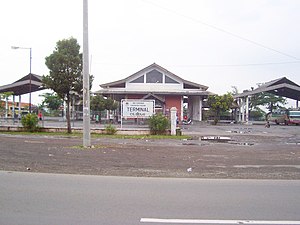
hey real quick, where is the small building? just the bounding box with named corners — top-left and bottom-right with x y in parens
top-left (95, 63), bottom-right (213, 122)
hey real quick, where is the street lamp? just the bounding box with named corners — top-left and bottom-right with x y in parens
top-left (11, 46), bottom-right (32, 113)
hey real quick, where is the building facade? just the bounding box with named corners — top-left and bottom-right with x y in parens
top-left (95, 63), bottom-right (212, 122)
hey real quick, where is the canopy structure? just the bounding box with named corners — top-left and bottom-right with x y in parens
top-left (0, 73), bottom-right (45, 96)
top-left (234, 77), bottom-right (300, 123)
top-left (234, 77), bottom-right (300, 101)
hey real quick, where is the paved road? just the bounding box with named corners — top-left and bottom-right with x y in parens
top-left (1, 171), bottom-right (300, 225)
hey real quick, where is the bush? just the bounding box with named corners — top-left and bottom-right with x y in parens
top-left (105, 124), bottom-right (117, 135)
top-left (21, 113), bottom-right (39, 132)
top-left (148, 113), bottom-right (170, 135)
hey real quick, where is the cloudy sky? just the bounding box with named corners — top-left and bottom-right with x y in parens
top-left (1, 0), bottom-right (300, 105)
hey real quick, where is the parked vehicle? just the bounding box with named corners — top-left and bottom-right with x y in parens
top-left (267, 109), bottom-right (300, 125)
top-left (267, 110), bottom-right (289, 125)
top-left (288, 110), bottom-right (300, 125)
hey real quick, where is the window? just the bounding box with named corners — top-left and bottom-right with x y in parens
top-left (165, 75), bottom-right (179, 84)
top-left (130, 75), bottom-right (144, 83)
top-left (146, 69), bottom-right (163, 83)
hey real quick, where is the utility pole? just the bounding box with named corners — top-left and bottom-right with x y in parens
top-left (83, 0), bottom-right (91, 147)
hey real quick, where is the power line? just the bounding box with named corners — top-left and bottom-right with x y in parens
top-left (142, 0), bottom-right (300, 61)
top-left (172, 61), bottom-right (300, 68)
top-left (94, 60), bottom-right (300, 68)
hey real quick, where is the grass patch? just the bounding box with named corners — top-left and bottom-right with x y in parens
top-left (0, 130), bottom-right (191, 140)
top-left (91, 133), bottom-right (191, 140)
top-left (0, 130), bottom-right (82, 137)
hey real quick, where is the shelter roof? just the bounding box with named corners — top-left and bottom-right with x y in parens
top-left (234, 77), bottom-right (300, 101)
top-left (99, 63), bottom-right (209, 91)
top-left (0, 73), bottom-right (45, 96)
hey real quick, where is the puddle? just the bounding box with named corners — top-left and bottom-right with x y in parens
top-left (200, 136), bottom-right (254, 146)
top-left (229, 128), bottom-right (253, 134)
top-left (286, 142), bottom-right (300, 145)
top-left (234, 165), bottom-right (300, 169)
top-left (201, 136), bottom-right (231, 142)
top-left (229, 141), bottom-right (254, 146)
top-left (182, 142), bottom-right (199, 146)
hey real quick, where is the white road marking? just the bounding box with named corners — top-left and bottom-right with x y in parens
top-left (140, 218), bottom-right (300, 224)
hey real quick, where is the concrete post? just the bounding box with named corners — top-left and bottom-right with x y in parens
top-left (83, 0), bottom-right (91, 147)
top-left (238, 98), bottom-right (242, 122)
top-left (19, 95), bottom-right (21, 119)
top-left (12, 95), bottom-right (15, 123)
top-left (170, 107), bottom-right (177, 136)
top-left (245, 96), bottom-right (249, 124)
top-left (5, 97), bottom-right (8, 118)
top-left (199, 97), bottom-right (203, 121)
top-left (241, 98), bottom-right (245, 122)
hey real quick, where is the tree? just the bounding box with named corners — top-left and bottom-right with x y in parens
top-left (90, 95), bottom-right (119, 122)
top-left (40, 92), bottom-right (63, 112)
top-left (105, 98), bottom-right (118, 111)
top-left (207, 93), bottom-right (233, 125)
top-left (43, 37), bottom-right (93, 133)
top-left (250, 92), bottom-right (287, 113)
top-left (90, 95), bottom-right (106, 122)
top-left (0, 92), bottom-right (14, 117)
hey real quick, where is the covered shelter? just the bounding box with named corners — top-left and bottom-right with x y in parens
top-left (0, 73), bottom-right (45, 117)
top-left (234, 77), bottom-right (300, 123)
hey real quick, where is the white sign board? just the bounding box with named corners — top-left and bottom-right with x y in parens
top-left (121, 99), bottom-right (155, 118)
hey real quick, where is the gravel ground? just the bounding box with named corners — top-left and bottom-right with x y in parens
top-left (0, 123), bottom-right (299, 179)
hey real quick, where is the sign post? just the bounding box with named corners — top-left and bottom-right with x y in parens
top-left (121, 99), bottom-right (155, 128)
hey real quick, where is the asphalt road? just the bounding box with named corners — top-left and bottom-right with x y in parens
top-left (1, 171), bottom-right (300, 225)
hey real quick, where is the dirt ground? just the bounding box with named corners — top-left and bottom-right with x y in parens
top-left (0, 123), bottom-right (300, 179)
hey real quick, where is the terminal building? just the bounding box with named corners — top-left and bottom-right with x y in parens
top-left (95, 63), bottom-right (213, 121)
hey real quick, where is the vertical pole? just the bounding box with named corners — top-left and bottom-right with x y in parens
top-left (199, 97), bottom-right (203, 122)
top-left (13, 95), bottom-right (15, 124)
top-left (246, 96), bottom-right (249, 124)
top-left (19, 95), bottom-right (21, 120)
top-left (29, 48), bottom-right (32, 113)
top-left (238, 98), bottom-right (242, 122)
top-left (5, 97), bottom-right (8, 119)
top-left (83, 0), bottom-right (91, 147)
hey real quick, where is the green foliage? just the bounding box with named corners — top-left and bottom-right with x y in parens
top-left (0, 92), bottom-right (14, 111)
top-left (90, 95), bottom-right (119, 122)
top-left (40, 92), bottom-right (63, 111)
top-left (250, 109), bottom-right (265, 121)
top-left (148, 113), bottom-right (170, 135)
top-left (21, 113), bottom-right (39, 132)
top-left (105, 98), bottom-right (118, 111)
top-left (90, 95), bottom-right (106, 112)
top-left (105, 124), bottom-right (117, 135)
top-left (207, 93), bottom-right (233, 124)
top-left (250, 92), bottom-right (287, 113)
top-left (43, 37), bottom-right (93, 133)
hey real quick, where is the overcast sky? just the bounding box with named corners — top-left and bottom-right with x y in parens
top-left (1, 0), bottom-right (300, 105)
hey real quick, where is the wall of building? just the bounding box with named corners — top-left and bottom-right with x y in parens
top-left (165, 95), bottom-right (182, 121)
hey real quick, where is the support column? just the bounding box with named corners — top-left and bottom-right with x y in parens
top-left (241, 98), bottom-right (245, 123)
top-left (245, 96), bottom-right (249, 124)
top-left (199, 97), bottom-right (203, 121)
top-left (19, 95), bottom-right (21, 119)
top-left (191, 96), bottom-right (201, 121)
top-left (238, 98), bottom-right (242, 122)
top-left (12, 95), bottom-right (15, 123)
top-left (5, 97), bottom-right (8, 118)
top-left (180, 97), bottom-right (184, 123)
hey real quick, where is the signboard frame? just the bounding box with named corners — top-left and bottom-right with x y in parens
top-left (121, 99), bottom-right (155, 127)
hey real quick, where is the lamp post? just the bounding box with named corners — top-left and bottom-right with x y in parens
top-left (11, 46), bottom-right (32, 113)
